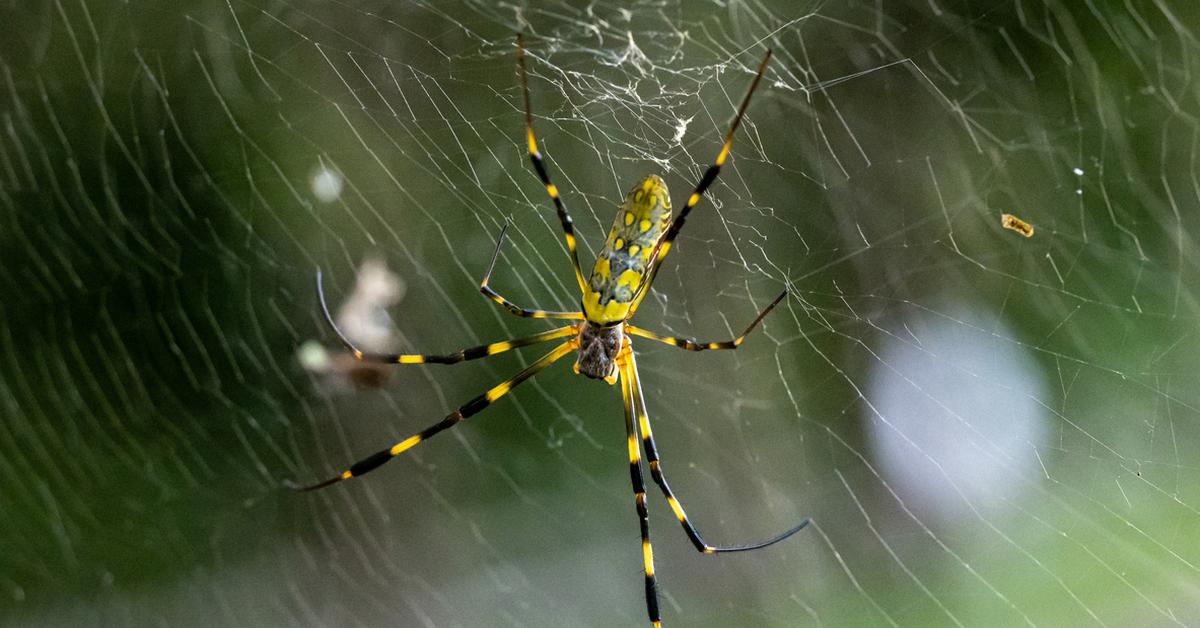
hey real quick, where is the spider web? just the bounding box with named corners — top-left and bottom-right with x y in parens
top-left (4, 0), bottom-right (1200, 625)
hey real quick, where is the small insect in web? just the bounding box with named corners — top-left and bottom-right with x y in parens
top-left (289, 35), bottom-right (810, 627)
top-left (1001, 213), bottom-right (1035, 238)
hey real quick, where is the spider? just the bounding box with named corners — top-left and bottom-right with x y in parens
top-left (290, 35), bottom-right (810, 627)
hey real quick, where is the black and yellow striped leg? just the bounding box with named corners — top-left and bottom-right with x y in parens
top-left (516, 34), bottom-right (587, 295)
top-left (625, 349), bottom-right (810, 554)
top-left (287, 340), bottom-right (577, 491)
top-left (626, 289), bottom-right (786, 351)
top-left (629, 49), bottom-right (773, 316)
top-left (479, 223), bottom-right (585, 320)
top-left (317, 268), bottom-right (579, 363)
top-left (618, 349), bottom-right (661, 627)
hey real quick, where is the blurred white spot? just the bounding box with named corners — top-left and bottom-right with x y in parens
top-left (865, 316), bottom-right (1048, 522)
top-left (311, 166), bottom-right (344, 203)
top-left (1072, 167), bottom-right (1084, 176)
top-left (337, 257), bottom-right (406, 350)
top-left (297, 340), bottom-right (331, 373)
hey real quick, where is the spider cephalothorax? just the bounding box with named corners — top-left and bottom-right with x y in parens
top-left (292, 36), bottom-right (808, 628)
top-left (574, 321), bottom-right (623, 381)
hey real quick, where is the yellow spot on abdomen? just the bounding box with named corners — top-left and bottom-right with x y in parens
top-left (616, 269), bottom-right (642, 289)
top-left (582, 289), bottom-right (632, 324)
top-left (593, 256), bottom-right (611, 280)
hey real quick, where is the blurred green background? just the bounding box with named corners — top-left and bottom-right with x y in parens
top-left (3, 1), bottom-right (1200, 626)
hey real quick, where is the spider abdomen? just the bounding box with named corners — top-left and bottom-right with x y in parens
top-left (582, 175), bottom-right (672, 324)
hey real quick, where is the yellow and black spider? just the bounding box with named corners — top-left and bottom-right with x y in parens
top-left (291, 35), bottom-right (810, 627)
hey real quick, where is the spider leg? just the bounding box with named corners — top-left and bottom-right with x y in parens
top-left (317, 269), bottom-right (579, 363)
top-left (479, 223), bottom-right (585, 320)
top-left (618, 345), bottom-right (661, 628)
top-left (628, 49), bottom-right (772, 317)
top-left (516, 34), bottom-right (588, 295)
top-left (624, 348), bottom-right (810, 554)
top-left (287, 340), bottom-right (577, 491)
top-left (626, 289), bottom-right (786, 351)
